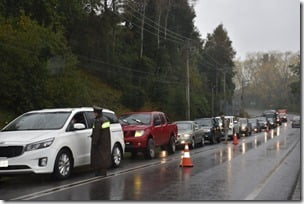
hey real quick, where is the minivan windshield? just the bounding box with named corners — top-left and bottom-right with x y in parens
top-left (2, 112), bottom-right (71, 131)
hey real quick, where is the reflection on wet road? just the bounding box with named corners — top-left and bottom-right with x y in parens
top-left (1, 122), bottom-right (300, 201)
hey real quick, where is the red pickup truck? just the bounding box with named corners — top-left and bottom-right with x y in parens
top-left (119, 111), bottom-right (177, 159)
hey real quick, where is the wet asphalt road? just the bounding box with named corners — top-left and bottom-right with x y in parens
top-left (0, 119), bottom-right (301, 201)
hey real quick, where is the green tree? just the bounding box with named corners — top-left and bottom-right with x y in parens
top-left (198, 24), bottom-right (236, 115)
top-left (0, 16), bottom-right (85, 114)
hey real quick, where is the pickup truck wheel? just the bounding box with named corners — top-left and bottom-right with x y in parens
top-left (167, 136), bottom-right (176, 154)
top-left (144, 138), bottom-right (155, 159)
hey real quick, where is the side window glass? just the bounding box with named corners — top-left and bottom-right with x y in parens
top-left (84, 111), bottom-right (95, 128)
top-left (68, 112), bottom-right (87, 131)
top-left (153, 114), bottom-right (161, 126)
top-left (160, 114), bottom-right (166, 125)
top-left (103, 112), bottom-right (119, 124)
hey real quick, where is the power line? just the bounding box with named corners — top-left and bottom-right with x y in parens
top-left (112, 10), bottom-right (185, 45)
top-left (123, 2), bottom-right (193, 42)
top-left (123, 9), bottom-right (186, 43)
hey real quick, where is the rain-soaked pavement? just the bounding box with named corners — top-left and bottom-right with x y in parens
top-left (0, 121), bottom-right (301, 201)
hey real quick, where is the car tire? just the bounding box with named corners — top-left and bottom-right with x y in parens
top-left (53, 149), bottom-right (73, 180)
top-left (144, 138), bottom-right (155, 159)
top-left (211, 134), bottom-right (217, 144)
top-left (200, 137), bottom-right (205, 147)
top-left (190, 138), bottom-right (195, 149)
top-left (167, 136), bottom-right (176, 154)
top-left (112, 144), bottom-right (122, 168)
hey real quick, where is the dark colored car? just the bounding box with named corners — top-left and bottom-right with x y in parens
top-left (248, 118), bottom-right (260, 133)
top-left (257, 117), bottom-right (268, 131)
top-left (194, 118), bottom-right (221, 144)
top-left (238, 118), bottom-right (252, 136)
top-left (266, 116), bottom-right (277, 129)
top-left (263, 110), bottom-right (281, 126)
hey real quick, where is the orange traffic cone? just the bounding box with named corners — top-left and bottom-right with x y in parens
top-left (180, 142), bottom-right (194, 167)
top-left (232, 133), bottom-right (238, 145)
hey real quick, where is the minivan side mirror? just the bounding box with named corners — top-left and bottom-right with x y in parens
top-left (73, 123), bottom-right (86, 130)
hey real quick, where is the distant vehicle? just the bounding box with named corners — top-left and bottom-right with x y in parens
top-left (195, 118), bottom-right (221, 144)
top-left (277, 109), bottom-right (288, 123)
top-left (256, 117), bottom-right (268, 131)
top-left (216, 116), bottom-right (238, 139)
top-left (266, 117), bottom-right (277, 129)
top-left (263, 110), bottom-right (280, 126)
top-left (119, 111), bottom-right (177, 159)
top-left (0, 107), bottom-right (125, 179)
top-left (173, 121), bottom-right (204, 149)
top-left (291, 116), bottom-right (301, 128)
top-left (214, 117), bottom-right (223, 133)
top-left (238, 118), bottom-right (252, 136)
top-left (248, 118), bottom-right (260, 133)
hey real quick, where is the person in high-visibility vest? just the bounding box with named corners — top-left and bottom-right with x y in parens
top-left (91, 106), bottom-right (111, 177)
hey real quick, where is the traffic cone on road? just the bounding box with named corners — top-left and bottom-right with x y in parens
top-left (232, 133), bottom-right (238, 145)
top-left (180, 143), bottom-right (194, 167)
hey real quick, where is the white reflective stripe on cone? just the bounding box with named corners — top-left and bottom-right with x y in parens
top-left (183, 152), bottom-right (190, 158)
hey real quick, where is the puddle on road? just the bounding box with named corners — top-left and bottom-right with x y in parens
top-left (211, 125), bottom-right (293, 165)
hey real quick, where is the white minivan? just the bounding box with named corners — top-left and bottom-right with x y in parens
top-left (0, 107), bottom-right (125, 179)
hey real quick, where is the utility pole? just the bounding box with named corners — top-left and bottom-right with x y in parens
top-left (140, 0), bottom-right (146, 58)
top-left (186, 44), bottom-right (190, 120)
top-left (211, 85), bottom-right (216, 117)
top-left (223, 70), bottom-right (226, 114)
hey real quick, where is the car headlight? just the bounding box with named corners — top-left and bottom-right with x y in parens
top-left (183, 134), bottom-right (190, 138)
top-left (134, 130), bottom-right (145, 137)
top-left (25, 138), bottom-right (54, 152)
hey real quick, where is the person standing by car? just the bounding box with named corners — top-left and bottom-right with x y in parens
top-left (221, 115), bottom-right (229, 144)
top-left (91, 106), bottom-right (112, 177)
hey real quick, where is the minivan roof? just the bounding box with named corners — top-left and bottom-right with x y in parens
top-left (27, 107), bottom-right (113, 114)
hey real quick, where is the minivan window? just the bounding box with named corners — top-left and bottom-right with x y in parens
top-left (104, 112), bottom-right (119, 124)
top-left (2, 112), bottom-right (71, 131)
top-left (85, 111), bottom-right (95, 128)
top-left (68, 112), bottom-right (88, 131)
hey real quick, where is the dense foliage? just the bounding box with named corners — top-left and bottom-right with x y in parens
top-left (0, 0), bottom-right (239, 123)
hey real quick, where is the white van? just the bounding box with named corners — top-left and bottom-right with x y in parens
top-left (0, 107), bottom-right (125, 179)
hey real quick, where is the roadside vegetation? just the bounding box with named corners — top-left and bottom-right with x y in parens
top-left (0, 1), bottom-right (300, 127)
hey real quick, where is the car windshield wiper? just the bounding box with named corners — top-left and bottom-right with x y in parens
top-left (132, 118), bottom-right (144, 124)
top-left (119, 119), bottom-right (129, 125)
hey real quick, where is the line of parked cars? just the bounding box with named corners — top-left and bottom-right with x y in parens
top-left (0, 107), bottom-right (295, 180)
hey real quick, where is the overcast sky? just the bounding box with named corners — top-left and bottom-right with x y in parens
top-left (193, 0), bottom-right (301, 60)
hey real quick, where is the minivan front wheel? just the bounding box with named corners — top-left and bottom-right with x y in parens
top-left (53, 149), bottom-right (73, 180)
top-left (112, 144), bottom-right (122, 168)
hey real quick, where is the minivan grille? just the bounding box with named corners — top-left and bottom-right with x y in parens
top-left (0, 146), bottom-right (24, 158)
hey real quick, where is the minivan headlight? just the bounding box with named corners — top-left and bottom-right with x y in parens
top-left (25, 138), bottom-right (54, 152)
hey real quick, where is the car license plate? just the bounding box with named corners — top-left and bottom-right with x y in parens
top-left (0, 158), bottom-right (8, 167)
